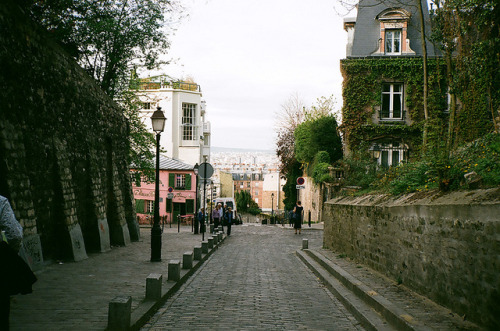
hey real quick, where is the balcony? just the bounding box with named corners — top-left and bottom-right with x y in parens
top-left (379, 109), bottom-right (406, 123)
top-left (130, 75), bottom-right (201, 92)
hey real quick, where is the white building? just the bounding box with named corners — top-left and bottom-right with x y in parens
top-left (134, 76), bottom-right (211, 165)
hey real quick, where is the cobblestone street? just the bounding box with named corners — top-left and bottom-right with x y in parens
top-left (142, 224), bottom-right (364, 330)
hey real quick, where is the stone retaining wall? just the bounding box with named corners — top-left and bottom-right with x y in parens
top-left (0, 1), bottom-right (139, 268)
top-left (323, 188), bottom-right (500, 329)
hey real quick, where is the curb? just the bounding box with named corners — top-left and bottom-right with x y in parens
top-left (296, 249), bottom-right (429, 331)
top-left (107, 233), bottom-right (226, 331)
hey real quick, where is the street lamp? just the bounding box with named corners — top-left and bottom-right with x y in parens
top-left (150, 107), bottom-right (166, 262)
top-left (193, 163), bottom-right (199, 234)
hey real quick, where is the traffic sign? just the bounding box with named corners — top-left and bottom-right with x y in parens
top-left (198, 162), bottom-right (214, 179)
top-left (296, 185), bottom-right (305, 189)
top-left (167, 193), bottom-right (174, 199)
top-left (168, 187), bottom-right (173, 193)
top-left (297, 177), bottom-right (305, 185)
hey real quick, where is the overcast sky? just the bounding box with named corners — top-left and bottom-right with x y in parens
top-left (158, 0), bottom-right (350, 151)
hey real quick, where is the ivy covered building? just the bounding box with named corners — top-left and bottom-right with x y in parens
top-left (341, 0), bottom-right (444, 167)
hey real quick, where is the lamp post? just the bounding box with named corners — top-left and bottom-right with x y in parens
top-left (150, 107), bottom-right (166, 262)
top-left (194, 163), bottom-right (199, 235)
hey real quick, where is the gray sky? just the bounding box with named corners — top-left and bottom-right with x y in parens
top-left (160, 0), bottom-right (349, 150)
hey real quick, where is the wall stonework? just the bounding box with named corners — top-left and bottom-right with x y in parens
top-left (0, 1), bottom-right (139, 269)
top-left (323, 188), bottom-right (500, 329)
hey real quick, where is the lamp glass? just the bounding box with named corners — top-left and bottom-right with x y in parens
top-left (151, 107), bottom-right (166, 133)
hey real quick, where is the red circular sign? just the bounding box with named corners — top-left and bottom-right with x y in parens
top-left (297, 177), bottom-right (305, 185)
top-left (168, 187), bottom-right (174, 193)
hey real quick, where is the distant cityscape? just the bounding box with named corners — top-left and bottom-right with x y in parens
top-left (211, 147), bottom-right (280, 173)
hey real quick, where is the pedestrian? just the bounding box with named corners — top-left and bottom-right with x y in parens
top-left (212, 204), bottom-right (221, 231)
top-left (197, 208), bottom-right (205, 233)
top-left (224, 207), bottom-right (234, 236)
top-left (293, 201), bottom-right (303, 235)
top-left (0, 195), bottom-right (35, 330)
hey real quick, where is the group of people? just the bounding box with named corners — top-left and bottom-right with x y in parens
top-left (196, 203), bottom-right (235, 236)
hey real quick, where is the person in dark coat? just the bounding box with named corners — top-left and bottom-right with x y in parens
top-left (224, 207), bottom-right (234, 236)
top-left (0, 195), bottom-right (25, 330)
top-left (293, 201), bottom-right (304, 234)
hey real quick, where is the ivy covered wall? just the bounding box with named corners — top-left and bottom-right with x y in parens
top-left (340, 57), bottom-right (449, 158)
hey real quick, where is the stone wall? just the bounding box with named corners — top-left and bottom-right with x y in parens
top-left (323, 188), bottom-right (500, 329)
top-left (0, 1), bottom-right (139, 269)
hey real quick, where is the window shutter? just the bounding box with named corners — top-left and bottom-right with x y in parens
top-left (185, 174), bottom-right (191, 190)
top-left (169, 173), bottom-right (175, 187)
top-left (166, 199), bottom-right (172, 212)
top-left (135, 199), bottom-right (144, 213)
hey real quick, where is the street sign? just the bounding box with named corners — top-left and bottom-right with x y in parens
top-left (168, 187), bottom-right (173, 193)
top-left (198, 162), bottom-right (214, 179)
top-left (167, 193), bottom-right (174, 199)
top-left (297, 177), bottom-right (305, 185)
top-left (296, 185), bottom-right (305, 189)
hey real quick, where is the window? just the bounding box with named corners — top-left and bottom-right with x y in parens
top-left (385, 30), bottom-right (401, 54)
top-left (381, 83), bottom-right (403, 119)
top-left (176, 174), bottom-right (186, 189)
top-left (146, 200), bottom-right (154, 213)
top-left (182, 103), bottom-right (196, 140)
top-left (186, 199), bottom-right (194, 213)
top-left (376, 142), bottom-right (407, 168)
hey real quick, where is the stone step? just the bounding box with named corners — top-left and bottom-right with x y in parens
top-left (297, 249), bottom-right (429, 331)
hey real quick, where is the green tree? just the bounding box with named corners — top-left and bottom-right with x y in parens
top-left (294, 115), bottom-right (343, 165)
top-left (235, 191), bottom-right (260, 215)
top-left (26, 0), bottom-right (180, 98)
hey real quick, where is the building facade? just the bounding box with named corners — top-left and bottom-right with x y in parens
top-left (341, 0), bottom-right (443, 167)
top-left (132, 155), bottom-right (197, 224)
top-left (133, 76), bottom-right (211, 166)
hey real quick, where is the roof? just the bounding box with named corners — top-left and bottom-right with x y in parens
top-left (158, 155), bottom-right (194, 171)
top-left (349, 0), bottom-right (439, 58)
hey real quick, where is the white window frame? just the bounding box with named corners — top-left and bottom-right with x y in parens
top-left (376, 143), bottom-right (406, 167)
top-left (182, 103), bottom-right (196, 141)
top-left (385, 29), bottom-right (402, 55)
top-left (146, 200), bottom-right (154, 213)
top-left (381, 83), bottom-right (404, 120)
top-left (175, 174), bottom-right (186, 189)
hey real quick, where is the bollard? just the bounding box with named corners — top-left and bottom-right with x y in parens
top-left (108, 296), bottom-right (131, 330)
top-left (194, 246), bottom-right (202, 260)
top-left (201, 241), bottom-right (208, 253)
top-left (210, 224), bottom-right (214, 233)
top-left (213, 234), bottom-right (219, 245)
top-left (302, 238), bottom-right (309, 249)
top-left (146, 273), bottom-right (162, 301)
top-left (183, 251), bottom-right (193, 269)
top-left (218, 232), bottom-right (223, 241)
top-left (168, 260), bottom-right (181, 281)
top-left (207, 237), bottom-right (214, 249)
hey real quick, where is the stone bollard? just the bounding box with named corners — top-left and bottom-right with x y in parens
top-left (218, 232), bottom-right (223, 241)
top-left (183, 251), bottom-right (193, 269)
top-left (213, 234), bottom-right (219, 245)
top-left (210, 224), bottom-right (214, 233)
top-left (194, 246), bottom-right (202, 260)
top-left (108, 296), bottom-right (131, 330)
top-left (302, 238), bottom-right (309, 249)
top-left (207, 237), bottom-right (214, 249)
top-left (168, 260), bottom-right (181, 281)
top-left (201, 241), bottom-right (208, 253)
top-left (146, 273), bottom-right (162, 301)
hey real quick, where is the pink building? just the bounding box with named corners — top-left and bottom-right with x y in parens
top-left (132, 155), bottom-right (197, 225)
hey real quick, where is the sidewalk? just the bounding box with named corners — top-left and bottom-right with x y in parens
top-left (10, 225), bottom-right (208, 331)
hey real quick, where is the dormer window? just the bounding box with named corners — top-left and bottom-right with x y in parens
top-left (373, 8), bottom-right (415, 56)
top-left (385, 29), bottom-right (401, 54)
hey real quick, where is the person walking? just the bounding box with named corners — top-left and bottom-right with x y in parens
top-left (212, 204), bottom-right (221, 231)
top-left (293, 201), bottom-right (303, 235)
top-left (197, 208), bottom-right (205, 234)
top-left (225, 207), bottom-right (234, 236)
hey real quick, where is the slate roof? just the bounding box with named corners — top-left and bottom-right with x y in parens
top-left (350, 0), bottom-right (439, 58)
top-left (158, 155), bottom-right (194, 171)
